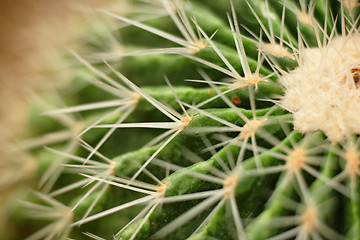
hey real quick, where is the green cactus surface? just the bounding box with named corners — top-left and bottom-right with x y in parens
top-left (4, 0), bottom-right (360, 239)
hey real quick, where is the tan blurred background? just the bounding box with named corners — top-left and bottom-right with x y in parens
top-left (0, 0), bottom-right (101, 135)
top-left (0, 0), bottom-right (111, 232)
top-left (0, 0), bottom-right (130, 179)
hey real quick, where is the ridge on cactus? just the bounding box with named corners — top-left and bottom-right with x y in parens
top-left (2, 0), bottom-right (360, 240)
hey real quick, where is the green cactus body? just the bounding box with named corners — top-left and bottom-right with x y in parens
top-left (4, 0), bottom-right (360, 239)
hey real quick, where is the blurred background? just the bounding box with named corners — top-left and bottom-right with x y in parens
top-left (0, 0), bottom-right (104, 230)
top-left (0, 0), bottom-right (101, 134)
top-left (0, 1), bottom-right (130, 236)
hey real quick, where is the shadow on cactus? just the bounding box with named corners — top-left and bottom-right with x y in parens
top-left (4, 0), bottom-right (360, 239)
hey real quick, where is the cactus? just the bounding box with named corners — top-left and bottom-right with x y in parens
top-left (3, 0), bottom-right (360, 239)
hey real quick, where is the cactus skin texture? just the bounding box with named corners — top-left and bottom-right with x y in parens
top-left (4, 0), bottom-right (360, 239)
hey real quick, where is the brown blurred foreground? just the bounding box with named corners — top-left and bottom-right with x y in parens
top-left (0, 0), bottom-right (132, 135)
top-left (0, 0), bottom-right (106, 233)
top-left (0, 0), bottom-right (81, 134)
top-left (0, 0), bottom-right (106, 137)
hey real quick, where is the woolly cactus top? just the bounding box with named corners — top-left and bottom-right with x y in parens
top-left (281, 33), bottom-right (360, 143)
